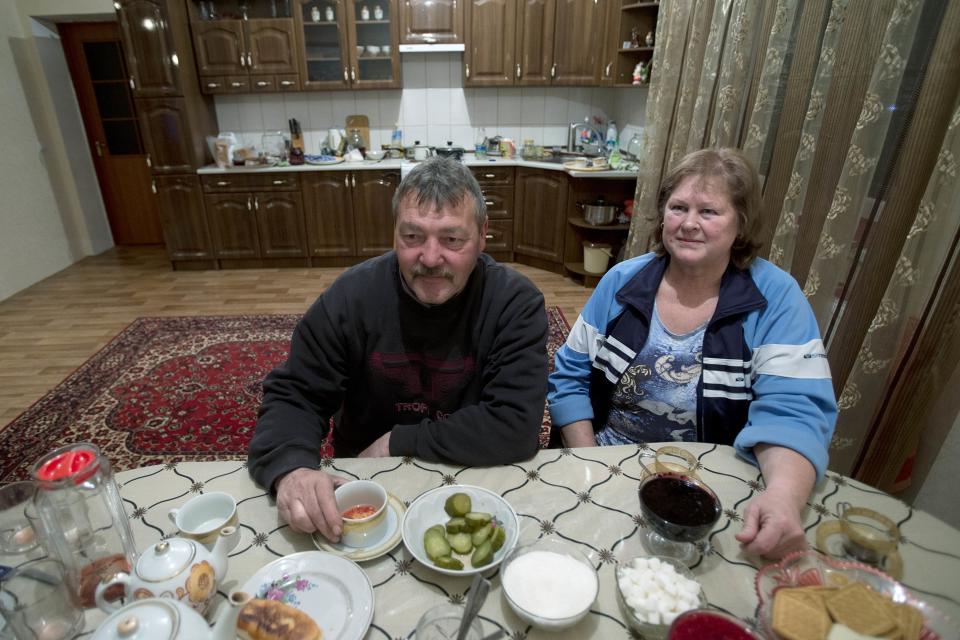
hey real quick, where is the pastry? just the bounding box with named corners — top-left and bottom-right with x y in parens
top-left (237, 598), bottom-right (321, 640)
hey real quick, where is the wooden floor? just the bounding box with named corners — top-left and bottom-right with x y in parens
top-left (0, 247), bottom-right (592, 426)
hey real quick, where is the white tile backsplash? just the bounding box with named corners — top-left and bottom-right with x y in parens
top-left (212, 53), bottom-right (645, 153)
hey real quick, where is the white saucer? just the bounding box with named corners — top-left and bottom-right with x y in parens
top-left (312, 493), bottom-right (405, 562)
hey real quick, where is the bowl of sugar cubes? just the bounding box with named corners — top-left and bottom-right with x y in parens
top-left (615, 555), bottom-right (707, 640)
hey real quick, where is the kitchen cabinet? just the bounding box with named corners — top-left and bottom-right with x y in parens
top-left (353, 169), bottom-right (401, 255)
top-left (513, 168), bottom-right (566, 270)
top-left (302, 172), bottom-right (358, 257)
top-left (116, 0), bottom-right (182, 97)
top-left (137, 98), bottom-right (211, 174)
top-left (153, 175), bottom-right (216, 268)
top-left (464, 0), bottom-right (515, 86)
top-left (400, 0), bottom-right (463, 44)
top-left (552, 0), bottom-right (606, 85)
top-left (562, 176), bottom-right (636, 285)
top-left (205, 193), bottom-right (261, 258)
top-left (471, 166), bottom-right (514, 260)
top-left (608, 1), bottom-right (659, 86)
top-left (295, 0), bottom-right (401, 90)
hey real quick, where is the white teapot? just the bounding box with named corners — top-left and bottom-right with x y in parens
top-left (91, 590), bottom-right (251, 640)
top-left (95, 526), bottom-right (237, 616)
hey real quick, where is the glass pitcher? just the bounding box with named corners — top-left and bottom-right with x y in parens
top-left (31, 442), bottom-right (137, 608)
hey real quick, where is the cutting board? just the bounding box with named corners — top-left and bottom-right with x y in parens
top-left (346, 114), bottom-right (370, 150)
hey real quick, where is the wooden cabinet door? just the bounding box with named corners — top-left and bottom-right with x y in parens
top-left (255, 192), bottom-right (307, 258)
top-left (192, 20), bottom-right (247, 76)
top-left (205, 194), bottom-right (260, 258)
top-left (353, 170), bottom-right (400, 256)
top-left (247, 19), bottom-right (299, 74)
top-left (599, 0), bottom-right (619, 86)
top-left (136, 98), bottom-right (196, 174)
top-left (295, 0), bottom-right (352, 89)
top-left (515, 0), bottom-right (554, 85)
top-left (302, 173), bottom-right (357, 256)
top-left (400, 0), bottom-right (463, 43)
top-left (154, 175), bottom-right (213, 260)
top-left (464, 0), bottom-right (515, 86)
top-left (116, 0), bottom-right (181, 96)
top-left (484, 219), bottom-right (513, 253)
top-left (348, 0), bottom-right (402, 89)
top-left (514, 168), bottom-right (567, 262)
top-left (552, 0), bottom-right (605, 85)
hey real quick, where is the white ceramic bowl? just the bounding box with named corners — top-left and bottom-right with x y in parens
top-left (366, 45), bottom-right (381, 56)
top-left (401, 485), bottom-right (518, 577)
top-left (615, 555), bottom-right (707, 640)
top-left (365, 150), bottom-right (385, 161)
top-left (501, 537), bottom-right (598, 631)
top-left (381, 45), bottom-right (391, 55)
top-left (356, 45), bottom-right (364, 56)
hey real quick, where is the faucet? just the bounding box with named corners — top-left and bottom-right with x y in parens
top-left (567, 119), bottom-right (605, 156)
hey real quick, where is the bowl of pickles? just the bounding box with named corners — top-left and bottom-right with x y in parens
top-left (401, 485), bottom-right (519, 576)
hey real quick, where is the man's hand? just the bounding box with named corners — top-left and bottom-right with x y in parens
top-left (735, 487), bottom-right (808, 559)
top-left (276, 468), bottom-right (349, 542)
top-left (358, 432), bottom-right (391, 458)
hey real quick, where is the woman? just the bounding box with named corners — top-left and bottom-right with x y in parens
top-left (548, 148), bottom-right (837, 559)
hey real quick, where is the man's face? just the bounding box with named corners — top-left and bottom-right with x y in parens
top-left (394, 192), bottom-right (487, 305)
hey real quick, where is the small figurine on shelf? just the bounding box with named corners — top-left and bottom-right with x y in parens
top-left (311, 5), bottom-right (321, 22)
top-left (645, 31), bottom-right (655, 47)
top-left (632, 62), bottom-right (643, 85)
top-left (325, 5), bottom-right (335, 21)
top-left (639, 60), bottom-right (650, 84)
top-left (373, 4), bottom-right (383, 19)
top-left (360, 5), bottom-right (370, 20)
top-left (630, 26), bottom-right (641, 49)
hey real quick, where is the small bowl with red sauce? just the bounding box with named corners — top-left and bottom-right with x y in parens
top-left (335, 480), bottom-right (389, 548)
top-left (668, 609), bottom-right (763, 640)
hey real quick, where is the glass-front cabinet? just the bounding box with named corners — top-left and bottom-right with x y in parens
top-left (296, 0), bottom-right (400, 89)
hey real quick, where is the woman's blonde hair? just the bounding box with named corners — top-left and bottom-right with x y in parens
top-left (651, 148), bottom-right (763, 269)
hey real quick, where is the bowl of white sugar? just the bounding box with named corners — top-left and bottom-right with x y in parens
top-left (500, 536), bottom-right (598, 631)
top-left (615, 555), bottom-right (707, 640)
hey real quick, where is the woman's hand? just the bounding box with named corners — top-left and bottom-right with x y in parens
top-left (735, 444), bottom-right (815, 559)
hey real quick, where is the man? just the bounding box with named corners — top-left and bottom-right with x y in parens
top-left (248, 156), bottom-right (548, 542)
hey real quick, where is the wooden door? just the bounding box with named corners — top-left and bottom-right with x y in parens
top-left (303, 172), bottom-right (357, 256)
top-left (205, 194), bottom-right (260, 258)
top-left (154, 175), bottom-right (213, 259)
top-left (60, 22), bottom-right (162, 245)
top-left (514, 168), bottom-right (567, 262)
top-left (348, 0), bottom-right (402, 89)
top-left (353, 170), bottom-right (400, 255)
top-left (247, 19), bottom-right (299, 74)
top-left (400, 0), bottom-right (463, 43)
top-left (116, 0), bottom-right (181, 96)
top-left (192, 20), bottom-right (247, 76)
top-left (295, 0), bottom-right (352, 89)
top-left (255, 191), bottom-right (307, 258)
top-left (515, 0), bottom-right (554, 85)
top-left (464, 0), bottom-right (515, 86)
top-left (137, 98), bottom-right (197, 174)
top-left (553, 0), bottom-right (605, 85)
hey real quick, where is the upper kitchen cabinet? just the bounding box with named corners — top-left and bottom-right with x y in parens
top-left (295, 0), bottom-right (401, 90)
top-left (189, 0), bottom-right (300, 93)
top-left (552, 0), bottom-right (606, 85)
top-left (464, 0), bottom-right (515, 86)
top-left (610, 1), bottom-right (658, 86)
top-left (137, 97), bottom-right (213, 173)
top-left (514, 0), bottom-right (554, 85)
top-left (116, 0), bottom-right (183, 96)
top-left (400, 0), bottom-right (463, 44)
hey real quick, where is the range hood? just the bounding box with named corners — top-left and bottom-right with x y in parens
top-left (399, 43), bottom-right (465, 53)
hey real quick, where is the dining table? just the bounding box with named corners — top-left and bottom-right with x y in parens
top-left (75, 442), bottom-right (960, 638)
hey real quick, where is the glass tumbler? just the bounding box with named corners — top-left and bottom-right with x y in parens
top-left (415, 603), bottom-right (483, 640)
top-left (31, 443), bottom-right (137, 609)
top-left (0, 557), bottom-right (84, 640)
top-left (0, 481), bottom-right (42, 557)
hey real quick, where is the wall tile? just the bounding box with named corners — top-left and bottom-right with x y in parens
top-left (238, 95), bottom-right (264, 133)
top-left (307, 92), bottom-right (334, 130)
top-left (379, 90), bottom-right (403, 127)
top-left (260, 94), bottom-right (286, 131)
top-left (426, 87), bottom-right (451, 125)
top-left (215, 98), bottom-right (241, 133)
top-left (471, 89), bottom-right (498, 124)
top-left (450, 88), bottom-right (470, 125)
top-left (425, 55), bottom-right (452, 88)
top-left (355, 93), bottom-right (380, 125)
top-left (401, 88), bottom-right (428, 126)
top-left (330, 92), bottom-right (358, 124)
top-left (543, 125), bottom-right (569, 147)
top-left (450, 125), bottom-right (473, 147)
top-left (497, 88), bottom-right (522, 125)
top-left (405, 125), bottom-right (427, 147)
top-left (520, 87), bottom-right (545, 125)
top-left (402, 54), bottom-right (427, 89)
top-left (543, 88), bottom-right (569, 125)
top-left (519, 126), bottom-right (543, 145)
top-left (426, 124), bottom-right (451, 147)
top-left (283, 94), bottom-right (311, 129)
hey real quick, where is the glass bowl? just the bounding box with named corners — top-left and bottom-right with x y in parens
top-left (667, 609), bottom-right (763, 640)
top-left (615, 555), bottom-right (707, 640)
top-left (755, 550), bottom-right (958, 640)
top-left (501, 536), bottom-right (598, 631)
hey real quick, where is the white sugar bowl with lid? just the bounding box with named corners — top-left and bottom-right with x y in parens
top-left (91, 591), bottom-right (251, 640)
top-left (94, 527), bottom-right (237, 616)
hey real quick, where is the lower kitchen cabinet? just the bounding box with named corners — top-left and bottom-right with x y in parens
top-left (302, 172), bottom-right (357, 257)
top-left (514, 168), bottom-right (567, 270)
top-left (256, 191), bottom-right (307, 258)
top-left (154, 175), bottom-right (215, 268)
top-left (204, 193), bottom-right (261, 259)
top-left (472, 166), bottom-right (515, 261)
top-left (353, 170), bottom-right (401, 256)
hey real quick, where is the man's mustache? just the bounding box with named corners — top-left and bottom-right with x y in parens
top-left (411, 264), bottom-right (454, 279)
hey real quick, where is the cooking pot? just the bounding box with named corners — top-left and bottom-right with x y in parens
top-left (405, 142), bottom-right (434, 162)
top-left (579, 200), bottom-right (619, 225)
top-left (435, 141), bottom-right (465, 160)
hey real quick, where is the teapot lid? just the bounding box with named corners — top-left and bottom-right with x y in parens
top-left (137, 538), bottom-right (198, 581)
top-left (94, 599), bottom-right (182, 639)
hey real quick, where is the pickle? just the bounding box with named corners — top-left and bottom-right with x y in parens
top-left (464, 512), bottom-right (492, 530)
top-left (471, 540), bottom-right (493, 567)
top-left (471, 522), bottom-right (494, 547)
top-left (445, 517), bottom-right (467, 533)
top-left (446, 532), bottom-right (473, 554)
top-left (490, 525), bottom-right (506, 552)
top-left (424, 526), bottom-right (451, 560)
top-left (444, 493), bottom-right (472, 517)
top-left (433, 556), bottom-right (464, 570)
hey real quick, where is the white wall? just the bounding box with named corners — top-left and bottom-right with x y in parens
top-left (215, 53), bottom-right (650, 153)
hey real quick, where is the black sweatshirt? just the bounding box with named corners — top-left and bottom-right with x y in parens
top-left (247, 252), bottom-right (548, 492)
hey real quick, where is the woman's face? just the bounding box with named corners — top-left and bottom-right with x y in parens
top-left (662, 175), bottom-right (738, 274)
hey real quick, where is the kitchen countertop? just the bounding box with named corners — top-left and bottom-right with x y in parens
top-left (197, 153), bottom-right (639, 179)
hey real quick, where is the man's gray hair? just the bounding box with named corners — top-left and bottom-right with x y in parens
top-left (391, 156), bottom-right (487, 228)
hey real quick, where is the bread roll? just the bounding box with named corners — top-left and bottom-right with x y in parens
top-left (237, 598), bottom-right (321, 640)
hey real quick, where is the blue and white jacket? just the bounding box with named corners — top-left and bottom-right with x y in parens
top-left (548, 253), bottom-right (837, 480)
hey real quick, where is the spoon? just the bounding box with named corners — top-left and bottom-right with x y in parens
top-left (456, 573), bottom-right (490, 640)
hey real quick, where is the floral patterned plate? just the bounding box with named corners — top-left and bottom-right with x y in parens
top-left (242, 551), bottom-right (373, 640)
top-left (755, 550), bottom-right (957, 640)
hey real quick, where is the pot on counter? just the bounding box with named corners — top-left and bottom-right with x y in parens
top-left (435, 141), bottom-right (466, 160)
top-left (579, 199), bottom-right (619, 225)
top-left (405, 141), bottom-right (434, 162)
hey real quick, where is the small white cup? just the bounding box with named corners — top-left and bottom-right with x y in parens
top-left (168, 491), bottom-right (239, 549)
top-left (334, 480), bottom-right (388, 548)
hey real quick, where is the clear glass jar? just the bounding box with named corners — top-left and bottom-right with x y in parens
top-left (415, 603), bottom-right (483, 640)
top-left (31, 443), bottom-right (138, 608)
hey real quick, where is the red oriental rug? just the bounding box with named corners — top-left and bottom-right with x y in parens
top-left (0, 309), bottom-right (570, 482)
